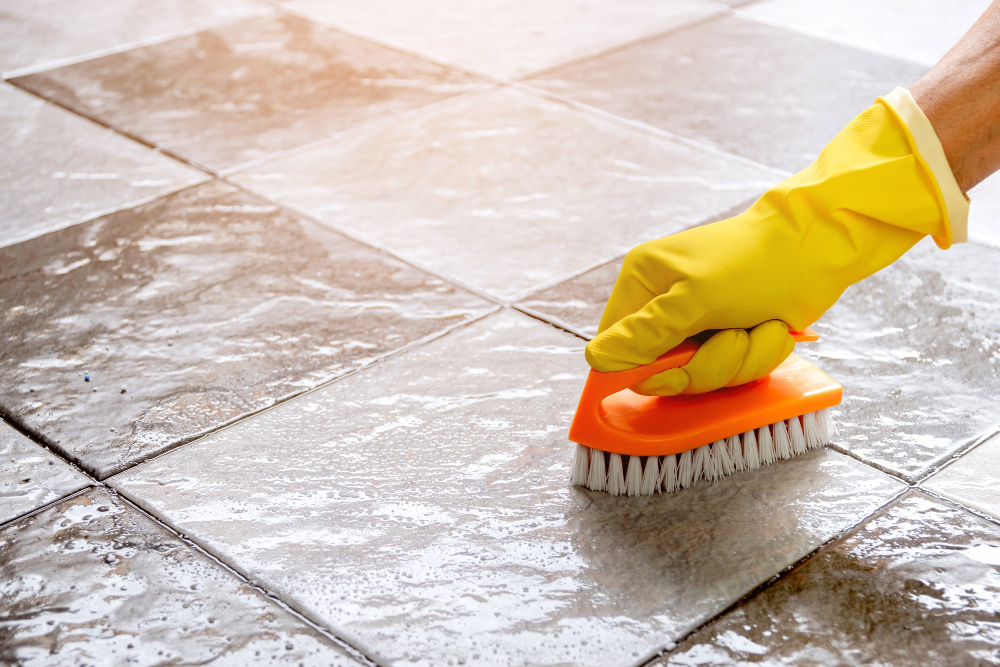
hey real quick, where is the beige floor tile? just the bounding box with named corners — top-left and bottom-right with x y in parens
top-left (0, 83), bottom-right (205, 248)
top-left (234, 87), bottom-right (778, 301)
top-left (113, 311), bottom-right (903, 666)
top-left (655, 491), bottom-right (1000, 666)
top-left (0, 0), bottom-right (267, 76)
top-left (925, 432), bottom-right (1000, 519)
top-left (0, 487), bottom-right (363, 665)
top-left (288, 0), bottom-right (717, 79)
top-left (0, 419), bottom-right (89, 524)
top-left (743, 0), bottom-right (992, 66)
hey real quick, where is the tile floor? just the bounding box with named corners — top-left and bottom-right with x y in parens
top-left (2, 1), bottom-right (1000, 665)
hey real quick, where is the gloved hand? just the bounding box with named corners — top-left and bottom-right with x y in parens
top-left (587, 87), bottom-right (968, 396)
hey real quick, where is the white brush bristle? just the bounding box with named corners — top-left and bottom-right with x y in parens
top-left (758, 424), bottom-right (776, 466)
top-left (743, 429), bottom-right (760, 470)
top-left (641, 456), bottom-right (660, 495)
top-left (571, 445), bottom-right (590, 486)
top-left (726, 434), bottom-right (744, 472)
top-left (625, 455), bottom-right (643, 497)
top-left (587, 448), bottom-right (606, 492)
top-left (607, 453), bottom-right (626, 496)
top-left (661, 455), bottom-right (677, 493)
top-left (570, 408), bottom-right (838, 496)
top-left (774, 420), bottom-right (792, 460)
top-left (788, 416), bottom-right (807, 455)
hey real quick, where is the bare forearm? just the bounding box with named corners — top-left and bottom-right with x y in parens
top-left (910, 0), bottom-right (1000, 192)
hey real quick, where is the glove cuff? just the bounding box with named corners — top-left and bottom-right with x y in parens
top-left (879, 87), bottom-right (969, 248)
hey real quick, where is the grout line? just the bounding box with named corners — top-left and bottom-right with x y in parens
top-left (0, 485), bottom-right (96, 532)
top-left (822, 441), bottom-right (917, 486)
top-left (919, 486), bottom-right (1000, 532)
top-left (512, 80), bottom-right (791, 180)
top-left (221, 82), bottom-right (500, 176)
top-left (280, 4), bottom-right (506, 84)
top-left (0, 4), bottom-right (276, 80)
top-left (105, 305), bottom-right (501, 477)
top-left (515, 3), bottom-right (730, 82)
top-left (913, 423), bottom-right (1000, 485)
top-left (512, 304), bottom-right (593, 342)
top-left (731, 6), bottom-right (935, 69)
top-left (635, 476), bottom-right (910, 666)
top-left (109, 489), bottom-right (384, 667)
top-left (227, 177), bottom-right (512, 306)
top-left (0, 178), bottom-right (210, 252)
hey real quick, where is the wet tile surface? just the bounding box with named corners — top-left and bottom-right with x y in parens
top-left (0, 182), bottom-right (489, 478)
top-left (969, 173), bottom-right (1000, 249)
top-left (13, 14), bottom-right (484, 171)
top-left (532, 238), bottom-right (1000, 482)
top-left (0, 0), bottom-right (266, 77)
top-left (799, 238), bottom-right (1000, 480)
top-left (234, 87), bottom-right (777, 300)
top-left (0, 487), bottom-right (363, 666)
top-left (113, 312), bottom-right (904, 667)
top-left (528, 16), bottom-right (922, 172)
top-left (743, 0), bottom-right (992, 66)
top-left (0, 83), bottom-right (205, 249)
top-left (288, 0), bottom-right (717, 80)
top-left (925, 433), bottom-right (1000, 521)
top-left (518, 258), bottom-right (622, 338)
top-left (0, 420), bottom-right (89, 525)
top-left (656, 491), bottom-right (1000, 666)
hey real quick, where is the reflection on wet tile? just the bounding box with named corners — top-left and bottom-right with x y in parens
top-left (288, 0), bottom-right (717, 80)
top-left (0, 488), bottom-right (362, 666)
top-left (529, 16), bottom-right (921, 172)
top-left (0, 182), bottom-right (489, 478)
top-left (234, 87), bottom-right (777, 300)
top-left (797, 238), bottom-right (1000, 480)
top-left (656, 491), bottom-right (1000, 666)
top-left (0, 84), bottom-right (205, 249)
top-left (13, 15), bottom-right (483, 171)
top-left (519, 258), bottom-right (622, 337)
top-left (113, 311), bottom-right (903, 666)
top-left (925, 433), bottom-right (1000, 520)
top-left (0, 419), bottom-right (89, 524)
top-left (969, 172), bottom-right (1000, 249)
top-left (743, 0), bottom-right (991, 66)
top-left (0, 0), bottom-right (266, 76)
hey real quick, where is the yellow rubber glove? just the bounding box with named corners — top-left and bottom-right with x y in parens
top-left (587, 87), bottom-right (968, 396)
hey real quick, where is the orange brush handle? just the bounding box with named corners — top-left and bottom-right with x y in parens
top-left (582, 327), bottom-right (820, 398)
top-left (568, 327), bottom-right (839, 457)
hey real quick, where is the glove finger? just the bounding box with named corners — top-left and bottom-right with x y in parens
top-left (585, 282), bottom-right (701, 372)
top-left (631, 367), bottom-right (689, 397)
top-left (595, 242), bottom-right (676, 335)
top-left (678, 328), bottom-right (749, 394)
top-left (725, 320), bottom-right (795, 387)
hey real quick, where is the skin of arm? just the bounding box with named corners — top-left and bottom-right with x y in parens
top-left (910, 0), bottom-right (1000, 193)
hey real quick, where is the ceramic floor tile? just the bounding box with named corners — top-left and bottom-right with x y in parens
top-left (0, 0), bottom-right (267, 77)
top-left (12, 15), bottom-right (484, 172)
top-left (969, 172), bottom-right (1000, 249)
top-left (654, 491), bottom-right (1000, 666)
top-left (234, 87), bottom-right (778, 301)
top-left (797, 238), bottom-right (1000, 481)
top-left (112, 311), bottom-right (904, 667)
top-left (528, 16), bottom-right (922, 172)
top-left (743, 0), bottom-right (992, 66)
top-left (288, 0), bottom-right (718, 80)
top-left (0, 83), bottom-right (206, 249)
top-left (518, 258), bottom-right (622, 338)
top-left (0, 419), bottom-right (89, 525)
top-left (0, 182), bottom-right (489, 479)
top-left (0, 487), bottom-right (363, 666)
top-left (925, 432), bottom-right (1000, 520)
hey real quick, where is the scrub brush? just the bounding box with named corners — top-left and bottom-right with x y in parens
top-left (569, 329), bottom-right (841, 496)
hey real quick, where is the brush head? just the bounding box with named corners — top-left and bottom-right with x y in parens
top-left (568, 329), bottom-right (842, 495)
